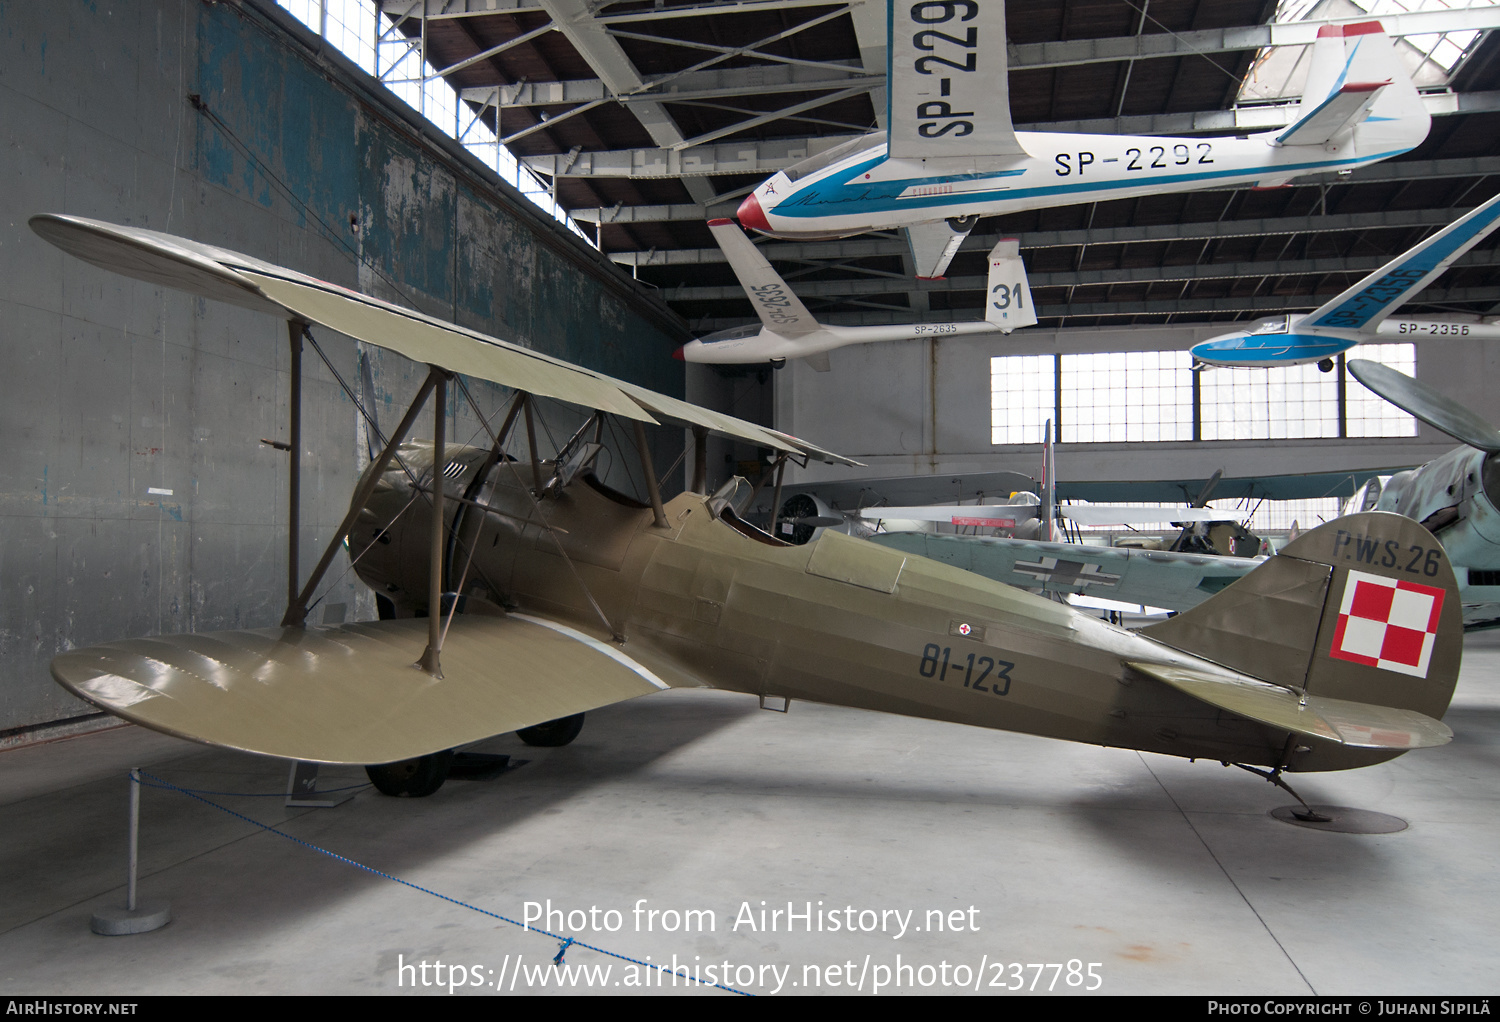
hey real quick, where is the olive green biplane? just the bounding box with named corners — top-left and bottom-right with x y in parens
top-left (35, 215), bottom-right (1463, 807)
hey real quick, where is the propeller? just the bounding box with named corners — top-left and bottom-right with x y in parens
top-left (1348, 359), bottom-right (1500, 454)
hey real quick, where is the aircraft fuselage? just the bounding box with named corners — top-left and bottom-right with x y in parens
top-left (1193, 318), bottom-right (1500, 369)
top-left (742, 129), bottom-right (1416, 238)
top-left (353, 443), bottom-right (1401, 773)
top-left (678, 318), bottom-right (1004, 365)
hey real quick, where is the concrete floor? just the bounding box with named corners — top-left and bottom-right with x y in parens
top-left (3, 633), bottom-right (1499, 997)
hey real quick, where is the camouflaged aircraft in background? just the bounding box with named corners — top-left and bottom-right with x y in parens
top-left (34, 215), bottom-right (1463, 809)
top-left (1346, 359), bottom-right (1500, 629)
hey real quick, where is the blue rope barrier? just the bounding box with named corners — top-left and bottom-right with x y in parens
top-left (135, 779), bottom-right (371, 797)
top-left (135, 770), bottom-right (751, 996)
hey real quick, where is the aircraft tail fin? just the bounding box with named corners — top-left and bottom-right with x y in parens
top-left (1141, 511), bottom-right (1462, 735)
top-left (1285, 22), bottom-right (1427, 153)
top-left (1040, 419), bottom-right (1056, 542)
top-left (708, 218), bottom-right (820, 338)
top-left (984, 239), bottom-right (1037, 333)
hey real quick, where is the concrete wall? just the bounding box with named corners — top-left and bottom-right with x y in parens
top-left (779, 322), bottom-right (1495, 489)
top-left (0, 0), bottom-right (685, 735)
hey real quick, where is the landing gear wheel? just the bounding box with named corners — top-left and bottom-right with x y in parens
top-left (365, 749), bottom-right (454, 797)
top-left (517, 713), bottom-right (585, 747)
top-left (1317, 357), bottom-right (1335, 373)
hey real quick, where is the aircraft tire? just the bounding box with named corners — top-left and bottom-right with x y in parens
top-left (517, 713), bottom-right (585, 747)
top-left (365, 749), bottom-right (454, 797)
top-left (1317, 358), bottom-right (1335, 373)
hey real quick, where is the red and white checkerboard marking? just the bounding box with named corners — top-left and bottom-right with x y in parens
top-left (1328, 570), bottom-right (1445, 678)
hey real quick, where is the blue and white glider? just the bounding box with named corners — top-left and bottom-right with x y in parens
top-left (1192, 189), bottom-right (1500, 370)
top-left (739, 6), bottom-right (1430, 279)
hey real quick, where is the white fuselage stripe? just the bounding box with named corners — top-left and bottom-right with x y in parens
top-left (511, 613), bottom-right (671, 690)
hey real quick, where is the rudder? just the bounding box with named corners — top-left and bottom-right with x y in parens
top-left (1142, 511), bottom-right (1462, 726)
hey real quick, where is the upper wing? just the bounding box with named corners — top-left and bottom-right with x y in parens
top-left (29, 214), bottom-right (860, 467)
top-left (708, 218), bottom-right (820, 338)
top-left (1303, 190), bottom-right (1500, 332)
top-left (868, 533), bottom-right (1261, 612)
top-left (51, 614), bottom-right (690, 764)
top-left (886, 0), bottom-right (1025, 162)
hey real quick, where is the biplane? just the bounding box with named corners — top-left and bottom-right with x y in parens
top-left (34, 214), bottom-right (1464, 808)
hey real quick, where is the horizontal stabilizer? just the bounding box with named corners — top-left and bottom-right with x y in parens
top-left (1126, 661), bottom-right (1452, 749)
top-left (51, 615), bottom-right (675, 764)
top-left (1276, 82), bottom-right (1387, 147)
top-left (907, 218), bottom-right (974, 280)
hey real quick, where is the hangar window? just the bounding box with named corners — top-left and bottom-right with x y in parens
top-left (1198, 361), bottom-right (1340, 441)
top-left (1059, 350), bottom-right (1194, 444)
top-left (1239, 0), bottom-right (1485, 105)
top-left (1345, 343), bottom-right (1420, 438)
top-left (279, 1), bottom-right (591, 244)
top-left (992, 344), bottom-right (1417, 445)
top-left (990, 355), bottom-right (1056, 445)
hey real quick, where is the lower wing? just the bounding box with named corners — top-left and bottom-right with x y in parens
top-left (52, 614), bottom-right (688, 764)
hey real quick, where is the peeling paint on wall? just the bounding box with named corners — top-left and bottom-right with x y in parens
top-left (0, 0), bottom-right (684, 732)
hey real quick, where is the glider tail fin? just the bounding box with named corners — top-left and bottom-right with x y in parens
top-left (1141, 512), bottom-right (1462, 731)
top-left (708, 218), bottom-right (820, 338)
top-left (984, 239), bottom-right (1037, 333)
top-left (1283, 22), bottom-right (1427, 152)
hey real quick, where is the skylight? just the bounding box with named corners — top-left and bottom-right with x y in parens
top-left (1238, 0), bottom-right (1487, 104)
top-left (278, 1), bottom-right (592, 244)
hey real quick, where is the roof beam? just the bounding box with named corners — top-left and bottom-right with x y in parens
top-left (529, 132), bottom-right (866, 179)
top-left (533, 0), bottom-right (715, 203)
top-left (1026, 90), bottom-right (1500, 137)
top-left (527, 91), bottom-right (1499, 177)
top-left (583, 156), bottom-right (1500, 229)
top-left (379, 0), bottom-right (543, 16)
top-left (603, 198), bottom-right (1490, 263)
top-left (1009, 8), bottom-right (1500, 71)
top-left (387, 4), bottom-right (1500, 61)
top-left (665, 251), bottom-right (1500, 302)
top-left (691, 287), bottom-right (1500, 329)
top-left (463, 63), bottom-right (874, 107)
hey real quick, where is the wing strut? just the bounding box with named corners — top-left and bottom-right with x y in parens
top-left (287, 320), bottom-right (305, 620)
top-left (768, 455), bottom-right (788, 538)
top-left (283, 367), bottom-right (442, 626)
top-left (691, 424), bottom-right (709, 494)
top-left (633, 419), bottom-right (670, 529)
top-left (415, 371), bottom-right (450, 679)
